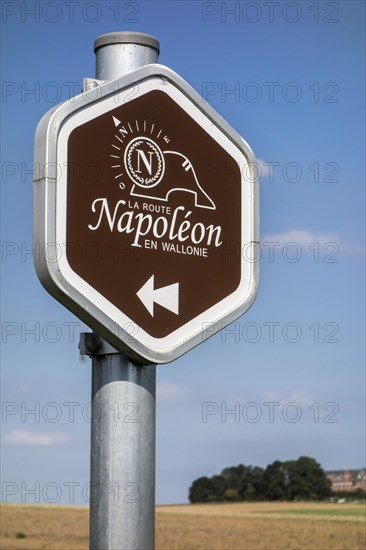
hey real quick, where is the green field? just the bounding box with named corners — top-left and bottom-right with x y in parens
top-left (266, 506), bottom-right (365, 517)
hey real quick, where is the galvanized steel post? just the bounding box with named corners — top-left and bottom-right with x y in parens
top-left (86, 32), bottom-right (160, 550)
top-left (95, 31), bottom-right (160, 80)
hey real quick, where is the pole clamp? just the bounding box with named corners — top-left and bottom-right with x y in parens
top-left (79, 332), bottom-right (120, 357)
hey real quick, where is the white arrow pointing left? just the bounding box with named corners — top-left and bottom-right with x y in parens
top-left (137, 275), bottom-right (179, 317)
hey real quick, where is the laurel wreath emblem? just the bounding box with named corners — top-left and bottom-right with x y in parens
top-left (126, 139), bottom-right (163, 186)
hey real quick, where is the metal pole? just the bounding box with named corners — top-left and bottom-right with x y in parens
top-left (85, 31), bottom-right (160, 550)
top-left (89, 343), bottom-right (156, 550)
top-left (94, 32), bottom-right (160, 80)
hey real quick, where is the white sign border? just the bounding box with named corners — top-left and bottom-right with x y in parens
top-left (34, 65), bottom-right (259, 363)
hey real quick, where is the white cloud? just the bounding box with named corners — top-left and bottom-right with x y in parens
top-left (262, 229), bottom-right (338, 248)
top-left (157, 381), bottom-right (188, 402)
top-left (262, 390), bottom-right (314, 408)
top-left (256, 158), bottom-right (272, 178)
top-left (3, 430), bottom-right (70, 446)
top-left (261, 229), bottom-right (365, 255)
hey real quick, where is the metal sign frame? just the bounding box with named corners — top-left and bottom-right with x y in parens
top-left (34, 64), bottom-right (259, 364)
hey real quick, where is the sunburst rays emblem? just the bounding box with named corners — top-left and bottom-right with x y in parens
top-left (110, 116), bottom-right (168, 191)
top-left (109, 115), bottom-right (215, 210)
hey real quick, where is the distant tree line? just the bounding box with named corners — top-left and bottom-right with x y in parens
top-left (189, 457), bottom-right (332, 503)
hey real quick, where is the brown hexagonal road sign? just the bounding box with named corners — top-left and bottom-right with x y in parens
top-left (34, 64), bottom-right (259, 363)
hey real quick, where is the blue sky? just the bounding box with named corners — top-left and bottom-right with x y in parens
top-left (1, 1), bottom-right (365, 505)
